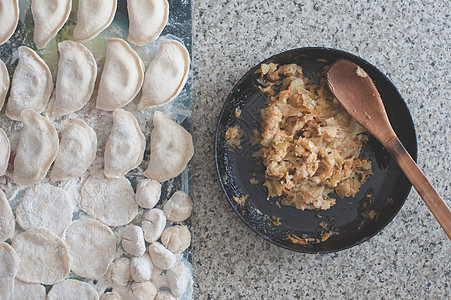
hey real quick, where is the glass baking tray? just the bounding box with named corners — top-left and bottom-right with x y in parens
top-left (0, 0), bottom-right (193, 298)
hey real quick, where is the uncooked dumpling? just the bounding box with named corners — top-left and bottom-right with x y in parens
top-left (48, 279), bottom-right (99, 300)
top-left (138, 40), bottom-right (190, 110)
top-left (73, 0), bottom-right (117, 42)
top-left (80, 170), bottom-right (138, 226)
top-left (12, 228), bottom-right (71, 285)
top-left (13, 109), bottom-right (59, 186)
top-left (144, 111), bottom-right (193, 182)
top-left (127, 0), bottom-right (169, 46)
top-left (96, 39), bottom-right (144, 111)
top-left (0, 190), bottom-right (15, 242)
top-left (65, 218), bottom-right (116, 280)
top-left (15, 184), bottom-right (73, 235)
top-left (0, 242), bottom-right (19, 300)
top-left (32, 0), bottom-right (72, 49)
top-left (104, 109), bottom-right (145, 178)
top-left (0, 0), bottom-right (19, 45)
top-left (50, 119), bottom-right (97, 181)
top-left (53, 41), bottom-right (97, 117)
top-left (6, 47), bottom-right (53, 121)
top-left (0, 59), bottom-right (9, 109)
top-left (0, 128), bottom-right (10, 176)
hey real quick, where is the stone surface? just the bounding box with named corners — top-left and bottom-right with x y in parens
top-left (192, 0), bottom-right (450, 299)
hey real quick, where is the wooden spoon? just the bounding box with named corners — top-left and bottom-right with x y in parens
top-left (327, 59), bottom-right (451, 240)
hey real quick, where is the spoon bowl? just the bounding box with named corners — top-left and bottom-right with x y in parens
top-left (327, 59), bottom-right (451, 239)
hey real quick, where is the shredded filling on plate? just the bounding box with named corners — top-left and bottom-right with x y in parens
top-left (255, 63), bottom-right (372, 210)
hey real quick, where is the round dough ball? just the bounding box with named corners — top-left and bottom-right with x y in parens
top-left (130, 254), bottom-right (153, 283)
top-left (65, 218), bottom-right (117, 280)
top-left (100, 291), bottom-right (121, 300)
top-left (167, 262), bottom-right (190, 298)
top-left (141, 208), bottom-right (166, 243)
top-left (135, 179), bottom-right (161, 209)
top-left (161, 225), bottom-right (191, 254)
top-left (163, 191), bottom-right (192, 223)
top-left (129, 281), bottom-right (157, 300)
top-left (148, 242), bottom-right (176, 270)
top-left (48, 279), bottom-right (99, 300)
top-left (11, 279), bottom-right (46, 300)
top-left (80, 170), bottom-right (138, 226)
top-left (155, 291), bottom-right (176, 300)
top-left (106, 257), bottom-right (131, 287)
top-left (135, 179), bottom-right (161, 208)
top-left (0, 190), bottom-right (15, 241)
top-left (122, 225), bottom-right (145, 257)
top-left (12, 228), bottom-right (70, 284)
top-left (15, 184), bottom-right (73, 235)
top-left (0, 242), bottom-right (19, 300)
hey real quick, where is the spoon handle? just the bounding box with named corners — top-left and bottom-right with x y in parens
top-left (386, 137), bottom-right (451, 239)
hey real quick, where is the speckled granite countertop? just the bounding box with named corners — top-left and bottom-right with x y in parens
top-left (191, 1), bottom-right (450, 299)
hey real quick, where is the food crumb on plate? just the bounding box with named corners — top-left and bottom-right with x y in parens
top-left (287, 234), bottom-right (317, 245)
top-left (249, 172), bottom-right (259, 185)
top-left (232, 194), bottom-right (249, 207)
top-left (234, 108), bottom-right (242, 119)
top-left (287, 231), bottom-right (333, 245)
top-left (225, 126), bottom-right (243, 150)
top-left (356, 65), bottom-right (368, 77)
top-left (268, 216), bottom-right (281, 226)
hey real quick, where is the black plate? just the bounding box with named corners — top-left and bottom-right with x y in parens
top-left (214, 47), bottom-right (417, 253)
